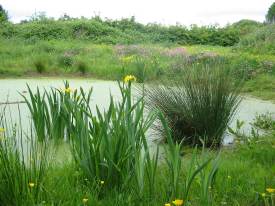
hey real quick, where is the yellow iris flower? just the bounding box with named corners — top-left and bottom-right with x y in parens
top-left (29, 182), bottom-right (35, 188)
top-left (124, 75), bottom-right (137, 83)
top-left (172, 199), bottom-right (183, 206)
top-left (266, 188), bottom-right (275, 193)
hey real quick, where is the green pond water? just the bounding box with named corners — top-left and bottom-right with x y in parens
top-left (1, 78), bottom-right (275, 145)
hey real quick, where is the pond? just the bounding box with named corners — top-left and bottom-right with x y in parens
top-left (1, 78), bottom-right (275, 145)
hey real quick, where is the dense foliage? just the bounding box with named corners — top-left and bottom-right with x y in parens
top-left (237, 24), bottom-right (275, 55)
top-left (0, 81), bottom-right (274, 206)
top-left (0, 16), bottom-right (244, 46)
top-left (266, 2), bottom-right (275, 23)
top-left (0, 5), bottom-right (8, 23)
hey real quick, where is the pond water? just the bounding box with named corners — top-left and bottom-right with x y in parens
top-left (1, 78), bottom-right (275, 145)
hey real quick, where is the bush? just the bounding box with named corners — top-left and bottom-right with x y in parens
top-left (237, 24), bottom-right (275, 55)
top-left (230, 19), bottom-right (263, 36)
top-left (58, 53), bottom-right (74, 67)
top-left (143, 65), bottom-right (243, 148)
top-left (0, 16), bottom-right (246, 46)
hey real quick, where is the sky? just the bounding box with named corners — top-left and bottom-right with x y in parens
top-left (0, 0), bottom-right (274, 26)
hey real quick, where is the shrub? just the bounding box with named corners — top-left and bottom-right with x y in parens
top-left (230, 19), bottom-right (263, 36)
top-left (58, 53), bottom-right (74, 67)
top-left (237, 24), bottom-right (275, 55)
top-left (0, 16), bottom-right (246, 46)
top-left (143, 65), bottom-right (243, 148)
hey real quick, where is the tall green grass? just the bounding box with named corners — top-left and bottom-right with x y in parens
top-left (69, 81), bottom-right (157, 193)
top-left (22, 81), bottom-right (93, 142)
top-left (0, 108), bottom-right (50, 205)
top-left (0, 79), bottom-right (273, 205)
top-left (18, 79), bottom-right (217, 204)
top-left (143, 65), bottom-right (243, 148)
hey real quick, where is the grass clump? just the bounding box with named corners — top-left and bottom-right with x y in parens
top-left (70, 81), bottom-right (157, 191)
top-left (34, 59), bottom-right (46, 73)
top-left (22, 82), bottom-right (92, 142)
top-left (0, 112), bottom-right (50, 205)
top-left (252, 112), bottom-right (275, 131)
top-left (144, 65), bottom-right (243, 148)
top-left (76, 61), bottom-right (88, 74)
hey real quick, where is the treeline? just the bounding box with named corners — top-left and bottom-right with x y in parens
top-left (0, 15), bottom-right (264, 46)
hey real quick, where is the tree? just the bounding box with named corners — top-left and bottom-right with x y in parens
top-left (266, 2), bottom-right (275, 23)
top-left (0, 4), bottom-right (8, 23)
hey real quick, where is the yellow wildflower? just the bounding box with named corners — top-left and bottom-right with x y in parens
top-left (29, 182), bottom-right (35, 188)
top-left (82, 198), bottom-right (88, 204)
top-left (165, 203), bottom-right (171, 206)
top-left (122, 55), bottom-right (135, 63)
top-left (266, 188), bottom-right (275, 193)
top-left (123, 75), bottom-right (137, 83)
top-left (63, 87), bottom-right (73, 93)
top-left (172, 199), bottom-right (183, 206)
top-left (100, 180), bottom-right (104, 185)
top-left (0, 128), bottom-right (5, 133)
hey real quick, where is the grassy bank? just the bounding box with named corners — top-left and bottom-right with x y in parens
top-left (1, 38), bottom-right (275, 100)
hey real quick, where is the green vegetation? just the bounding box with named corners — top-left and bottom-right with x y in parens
top-left (0, 16), bottom-right (241, 46)
top-left (0, 81), bottom-right (274, 206)
top-left (0, 5), bottom-right (8, 23)
top-left (143, 65), bottom-right (242, 148)
top-left (252, 112), bottom-right (275, 131)
top-left (0, 3), bottom-right (275, 204)
top-left (237, 24), bottom-right (275, 55)
top-left (0, 37), bottom-right (275, 100)
top-left (266, 2), bottom-right (275, 24)
top-left (0, 3), bottom-right (275, 100)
